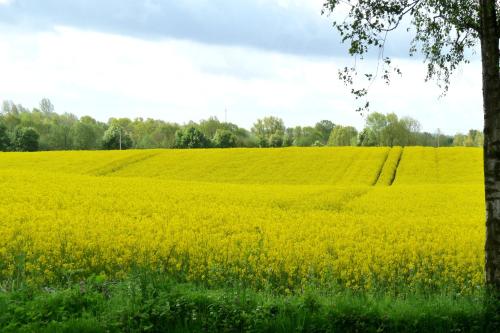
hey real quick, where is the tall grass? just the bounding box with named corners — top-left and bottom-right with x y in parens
top-left (1, 272), bottom-right (497, 333)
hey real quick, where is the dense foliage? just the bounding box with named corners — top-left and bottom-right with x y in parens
top-left (328, 125), bottom-right (358, 146)
top-left (212, 129), bottom-right (237, 148)
top-left (1, 276), bottom-right (494, 332)
top-left (102, 124), bottom-right (133, 150)
top-left (0, 123), bottom-right (10, 151)
top-left (0, 99), bottom-right (483, 152)
top-left (11, 127), bottom-right (40, 152)
top-left (174, 126), bottom-right (211, 148)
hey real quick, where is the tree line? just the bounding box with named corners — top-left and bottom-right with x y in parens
top-left (0, 99), bottom-right (483, 152)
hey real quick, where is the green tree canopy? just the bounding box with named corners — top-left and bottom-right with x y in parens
top-left (198, 117), bottom-right (223, 140)
top-left (71, 121), bottom-right (99, 150)
top-left (268, 132), bottom-right (284, 148)
top-left (328, 125), bottom-right (358, 146)
top-left (0, 123), bottom-right (11, 151)
top-left (0, 99), bottom-right (483, 151)
top-left (251, 116), bottom-right (285, 147)
top-left (292, 126), bottom-right (323, 146)
top-left (212, 129), bottom-right (237, 148)
top-left (12, 127), bottom-right (39, 152)
top-left (102, 124), bottom-right (133, 150)
top-left (39, 98), bottom-right (54, 115)
top-left (315, 120), bottom-right (336, 144)
top-left (359, 112), bottom-right (421, 147)
top-left (454, 129), bottom-right (484, 147)
top-left (174, 126), bottom-right (210, 149)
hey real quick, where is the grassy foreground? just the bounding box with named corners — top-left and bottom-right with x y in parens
top-left (1, 273), bottom-right (499, 333)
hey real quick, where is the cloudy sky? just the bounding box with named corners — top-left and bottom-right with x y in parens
top-left (0, 0), bottom-right (482, 134)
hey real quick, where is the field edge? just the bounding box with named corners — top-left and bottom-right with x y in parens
top-left (1, 273), bottom-right (498, 333)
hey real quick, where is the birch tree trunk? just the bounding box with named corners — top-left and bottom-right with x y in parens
top-left (481, 0), bottom-right (500, 291)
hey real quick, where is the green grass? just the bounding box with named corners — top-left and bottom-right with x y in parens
top-left (1, 273), bottom-right (498, 333)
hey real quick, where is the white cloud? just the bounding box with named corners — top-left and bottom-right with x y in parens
top-left (0, 0), bottom-right (13, 5)
top-left (0, 25), bottom-right (482, 134)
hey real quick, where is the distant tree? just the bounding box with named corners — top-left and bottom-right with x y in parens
top-left (212, 129), bottom-right (237, 148)
top-left (438, 134), bottom-right (454, 147)
top-left (195, 117), bottom-right (255, 147)
top-left (226, 124), bottom-right (254, 147)
top-left (102, 124), bottom-right (133, 150)
top-left (223, 124), bottom-right (255, 147)
top-left (71, 121), bottom-right (98, 150)
top-left (1, 100), bottom-right (12, 114)
top-left (360, 112), bottom-right (420, 147)
top-left (283, 128), bottom-right (295, 146)
top-left (293, 126), bottom-right (322, 146)
top-left (50, 113), bottom-right (78, 150)
top-left (362, 112), bottom-right (387, 146)
top-left (466, 129), bottom-right (484, 147)
top-left (268, 132), bottom-right (284, 148)
top-left (453, 133), bottom-right (467, 146)
top-left (12, 127), bottom-right (39, 152)
top-left (315, 120), bottom-right (335, 144)
top-left (158, 123), bottom-right (180, 147)
top-left (132, 118), bottom-right (158, 148)
top-left (251, 116), bottom-right (285, 147)
top-left (252, 116), bottom-right (285, 137)
top-left (382, 113), bottom-right (405, 147)
top-left (130, 118), bottom-right (180, 148)
top-left (1, 101), bottom-right (21, 131)
top-left (8, 103), bottom-right (74, 151)
top-left (108, 118), bottom-right (134, 137)
top-left (174, 126), bottom-right (210, 149)
top-left (454, 130), bottom-right (484, 147)
top-left (400, 116), bottom-right (421, 146)
top-left (291, 126), bottom-right (303, 146)
top-left (39, 98), bottom-right (54, 115)
top-left (199, 117), bottom-right (223, 140)
top-left (257, 136), bottom-right (269, 148)
top-left (414, 132), bottom-right (435, 146)
top-left (358, 128), bottom-right (375, 146)
top-left (0, 123), bottom-right (10, 151)
top-left (328, 126), bottom-right (358, 146)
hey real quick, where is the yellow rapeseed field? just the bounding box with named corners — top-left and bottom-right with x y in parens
top-left (0, 147), bottom-right (485, 294)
